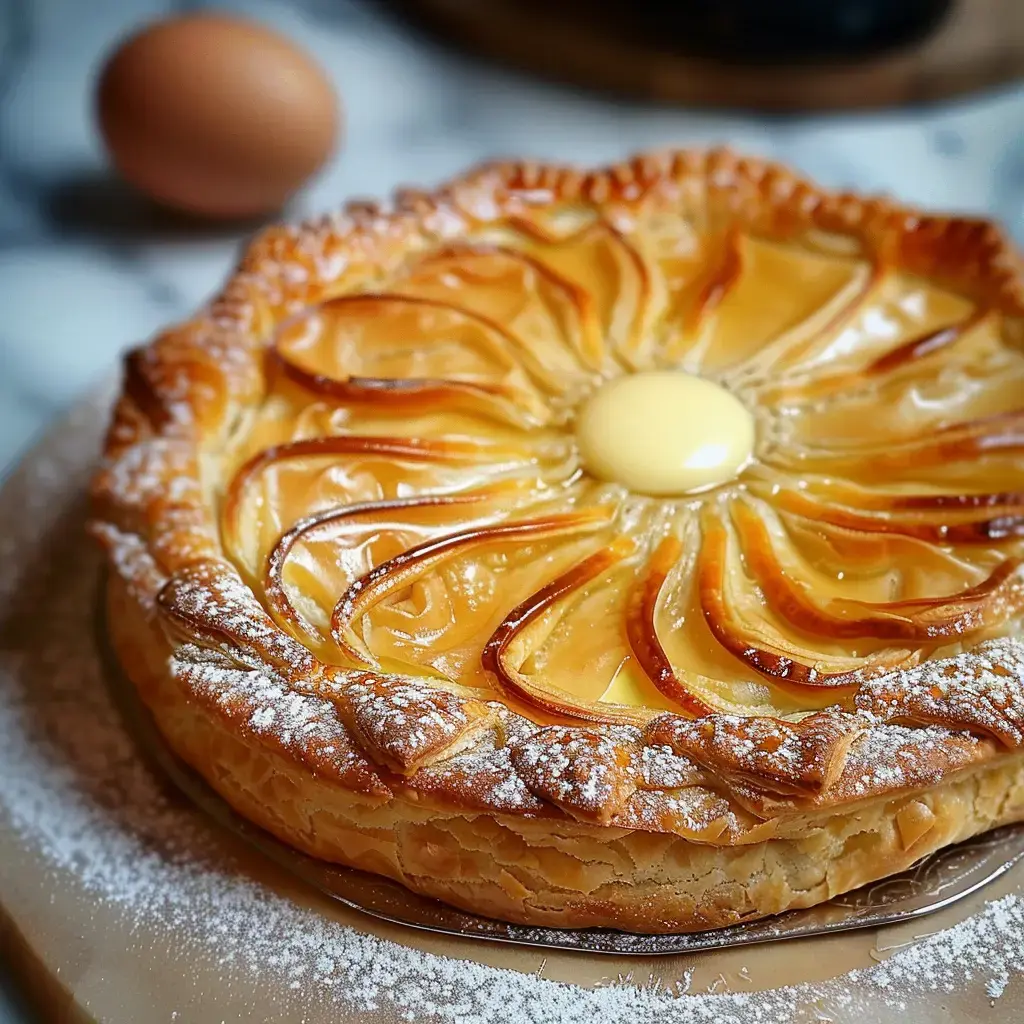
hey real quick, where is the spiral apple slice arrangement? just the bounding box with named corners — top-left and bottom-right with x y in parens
top-left (215, 205), bottom-right (1024, 726)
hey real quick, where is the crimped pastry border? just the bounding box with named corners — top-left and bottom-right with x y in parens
top-left (91, 147), bottom-right (1024, 852)
top-left (105, 568), bottom-right (1024, 933)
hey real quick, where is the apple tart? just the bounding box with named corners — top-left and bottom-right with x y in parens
top-left (92, 149), bottom-right (1024, 933)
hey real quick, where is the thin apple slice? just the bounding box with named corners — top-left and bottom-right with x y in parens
top-left (264, 487), bottom-right (523, 647)
top-left (775, 408), bottom-right (1024, 478)
top-left (785, 477), bottom-right (1024, 515)
top-left (222, 434), bottom-right (522, 564)
top-left (625, 535), bottom-right (717, 718)
top-left (768, 487), bottom-right (1024, 544)
top-left (866, 311), bottom-right (984, 375)
top-left (729, 263), bottom-right (883, 394)
top-left (307, 290), bottom-right (570, 398)
top-left (331, 508), bottom-right (614, 666)
top-left (273, 350), bottom-right (544, 428)
top-left (689, 227), bottom-right (744, 330)
top-left (503, 215), bottom-right (654, 369)
top-left (757, 309), bottom-right (987, 405)
top-left (482, 537), bottom-right (650, 725)
top-left (697, 510), bottom-right (913, 694)
top-left (399, 243), bottom-right (602, 380)
top-left (731, 499), bottom-right (1024, 642)
top-left (882, 491), bottom-right (1024, 513)
top-left (647, 229), bottom-right (745, 370)
top-left (662, 229), bottom-right (746, 367)
top-left (672, 235), bottom-right (871, 376)
top-left (275, 293), bottom-right (556, 426)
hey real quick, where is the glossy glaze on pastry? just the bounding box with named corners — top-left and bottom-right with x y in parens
top-left (92, 149), bottom-right (1024, 933)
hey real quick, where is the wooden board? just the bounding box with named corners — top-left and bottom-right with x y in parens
top-left (396, 0), bottom-right (1024, 110)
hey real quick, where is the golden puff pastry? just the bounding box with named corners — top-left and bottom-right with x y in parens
top-left (93, 149), bottom-right (1024, 933)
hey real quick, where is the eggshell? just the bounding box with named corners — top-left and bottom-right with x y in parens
top-left (96, 14), bottom-right (340, 219)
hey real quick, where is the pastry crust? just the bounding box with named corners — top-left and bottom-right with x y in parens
top-left (106, 569), bottom-right (1024, 933)
top-left (92, 149), bottom-right (1024, 933)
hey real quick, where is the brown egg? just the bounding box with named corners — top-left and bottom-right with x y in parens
top-left (97, 14), bottom-right (341, 219)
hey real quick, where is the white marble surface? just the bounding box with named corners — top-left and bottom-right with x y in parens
top-left (0, 0), bottom-right (1022, 1018)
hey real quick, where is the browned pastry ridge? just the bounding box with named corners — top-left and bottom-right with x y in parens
top-left (92, 148), bottom-right (1024, 933)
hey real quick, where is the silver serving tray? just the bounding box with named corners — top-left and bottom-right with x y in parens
top-left (99, 597), bottom-right (1024, 956)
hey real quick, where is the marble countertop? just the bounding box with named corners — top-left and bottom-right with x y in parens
top-left (0, 0), bottom-right (1022, 1019)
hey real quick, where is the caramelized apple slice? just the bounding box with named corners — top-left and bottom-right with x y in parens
top-left (867, 312), bottom-right (986, 376)
top-left (776, 409), bottom-right (1024, 480)
top-left (273, 353), bottom-right (545, 429)
top-left (396, 244), bottom-right (601, 385)
top-left (275, 294), bottom-right (558, 426)
top-left (222, 435), bottom-right (525, 566)
top-left (785, 477), bottom-right (1024, 515)
top-left (482, 537), bottom-right (652, 725)
top-left (756, 318), bottom-right (964, 404)
top-left (263, 487), bottom-right (525, 648)
top-left (625, 536), bottom-right (717, 718)
top-left (768, 266), bottom-right (975, 377)
top-left (672, 235), bottom-right (870, 376)
top-left (697, 510), bottom-right (913, 693)
top-left (736, 262), bottom-right (883, 382)
top-left (889, 409), bottom-right (1024, 465)
top-left (731, 499), bottom-right (1024, 642)
top-left (690, 228), bottom-right (744, 328)
top-left (496, 216), bottom-right (655, 369)
top-left (749, 494), bottom-right (1011, 615)
top-left (768, 487), bottom-right (1024, 544)
top-left (331, 508), bottom-right (614, 666)
top-left (659, 229), bottom-right (744, 366)
top-left (775, 356), bottom-right (1024, 483)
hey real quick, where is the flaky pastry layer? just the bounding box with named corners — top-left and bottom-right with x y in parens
top-left (109, 570), bottom-right (1024, 932)
top-left (92, 149), bottom-right (1024, 932)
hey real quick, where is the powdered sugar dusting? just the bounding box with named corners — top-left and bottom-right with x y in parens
top-left (841, 723), bottom-right (974, 797)
top-left (414, 737), bottom-right (543, 812)
top-left (856, 638), bottom-right (1024, 748)
top-left (510, 725), bottom-right (641, 817)
top-left (93, 436), bottom-right (199, 510)
top-left (2, 398), bottom-right (1023, 1022)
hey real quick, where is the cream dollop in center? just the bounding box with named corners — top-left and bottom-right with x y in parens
top-left (575, 371), bottom-right (755, 496)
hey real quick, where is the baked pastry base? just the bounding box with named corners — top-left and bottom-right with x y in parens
top-left (108, 572), bottom-right (1024, 933)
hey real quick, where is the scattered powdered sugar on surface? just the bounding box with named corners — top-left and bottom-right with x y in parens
top-left (987, 971), bottom-right (1010, 1000)
top-left (1, 398), bottom-right (1023, 1022)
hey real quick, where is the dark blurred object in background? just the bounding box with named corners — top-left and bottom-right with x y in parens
top-left (563, 0), bottom-right (954, 63)
top-left (394, 0), bottom-right (1023, 110)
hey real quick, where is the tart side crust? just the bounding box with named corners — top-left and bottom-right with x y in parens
top-left (108, 570), bottom-right (1024, 933)
top-left (92, 148), bottom-right (1024, 932)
